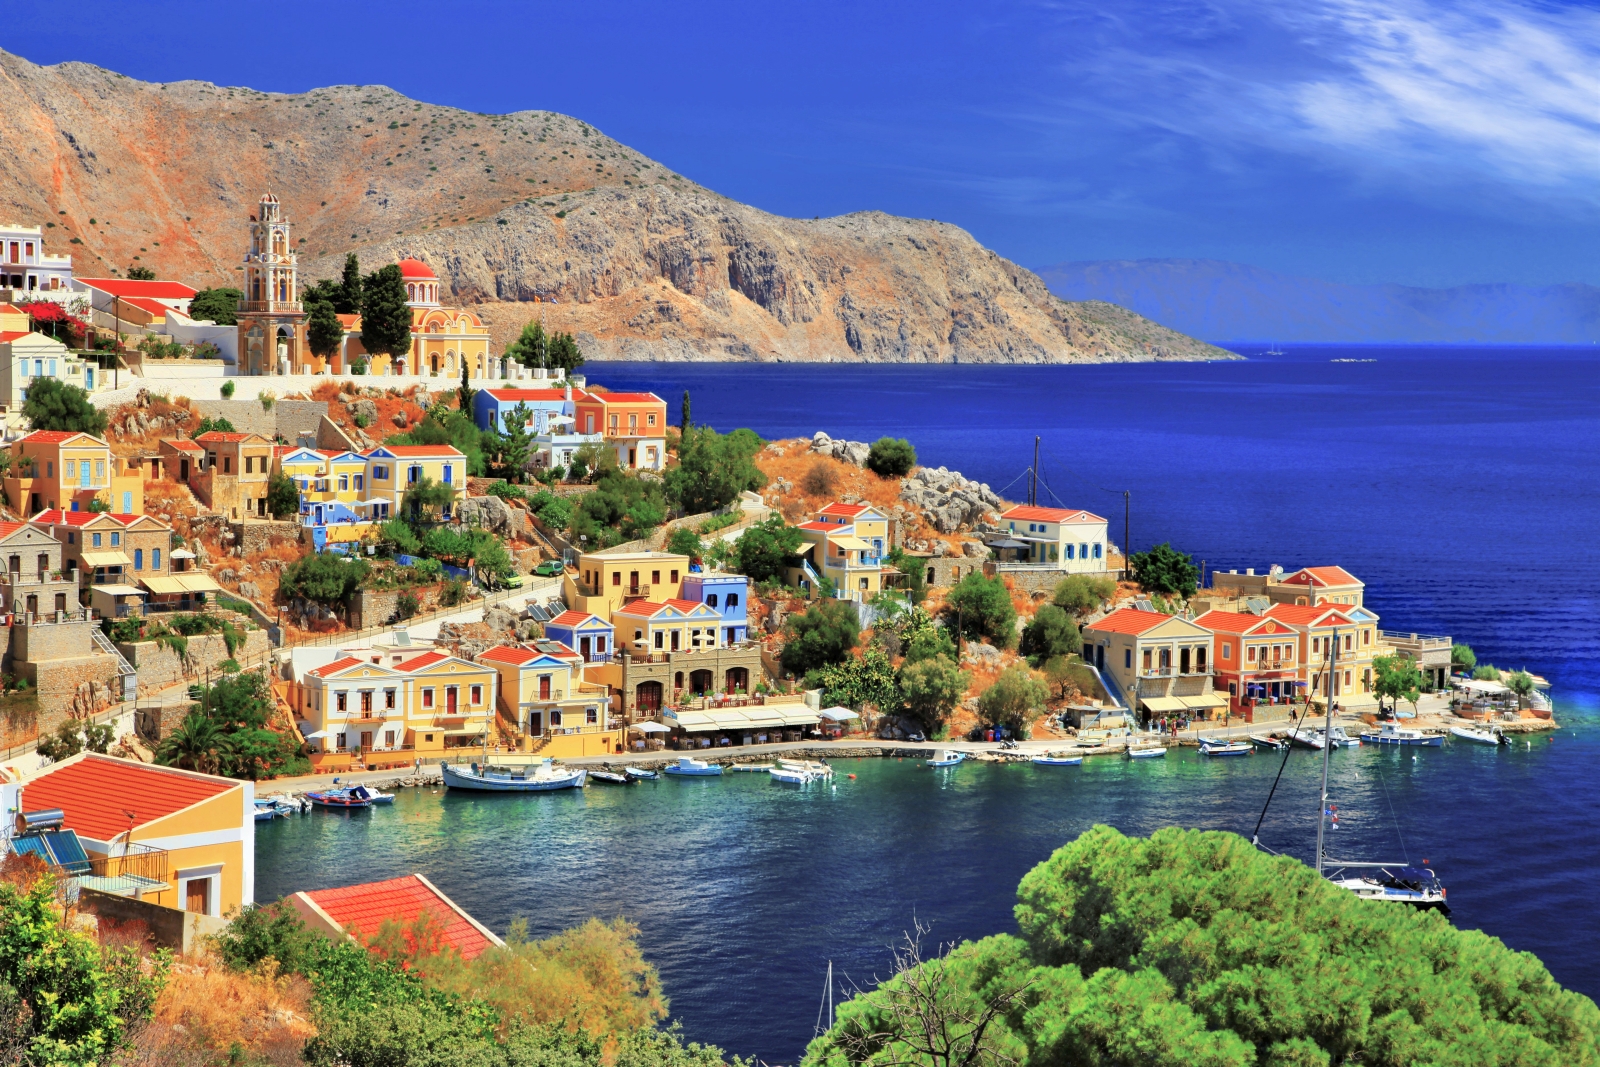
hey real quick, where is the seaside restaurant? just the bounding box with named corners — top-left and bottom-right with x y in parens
top-left (664, 704), bottom-right (822, 748)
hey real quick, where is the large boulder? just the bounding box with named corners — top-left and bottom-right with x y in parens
top-left (899, 465), bottom-right (1003, 533)
top-left (458, 495), bottom-right (525, 539)
top-left (810, 431), bottom-right (871, 467)
top-left (348, 399), bottom-right (379, 425)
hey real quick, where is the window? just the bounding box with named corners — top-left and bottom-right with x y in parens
top-left (152, 548), bottom-right (160, 570)
top-left (354, 474), bottom-right (363, 491)
top-left (408, 465), bottom-right (421, 484)
top-left (726, 594), bottom-right (738, 608)
top-left (422, 688), bottom-right (435, 708)
top-left (1080, 543), bottom-right (1089, 559)
top-left (1247, 645), bottom-right (1257, 663)
top-left (1124, 648), bottom-right (1132, 669)
top-left (1093, 544), bottom-right (1102, 559)
top-left (335, 732), bottom-right (347, 749)
top-left (1065, 544), bottom-right (1075, 560)
top-left (612, 571), bottom-right (621, 586)
top-left (133, 549), bottom-right (143, 570)
top-left (1222, 643), bottom-right (1231, 660)
top-left (223, 456), bottom-right (232, 474)
top-left (633, 628), bottom-right (643, 644)
top-left (651, 570), bottom-right (661, 585)
top-left (384, 689), bottom-right (396, 709)
top-left (470, 684), bottom-right (483, 704)
top-left (654, 630), bottom-right (664, 649)
top-left (385, 730), bottom-right (396, 747)
top-left (91, 533), bottom-right (101, 548)
top-left (336, 691), bottom-right (348, 712)
top-left (110, 532), bottom-right (119, 546)
top-left (372, 465), bottom-right (389, 480)
top-left (1142, 649), bottom-right (1152, 670)
top-left (65, 460), bottom-right (75, 478)
top-left (1344, 634), bottom-right (1352, 652)
top-left (647, 412), bottom-right (656, 426)
top-left (443, 465), bottom-right (452, 483)
top-left (551, 710), bottom-right (563, 726)
top-left (338, 474), bottom-right (348, 491)
top-left (670, 569), bottom-right (679, 583)
top-left (1284, 646), bottom-right (1293, 663)
top-left (587, 708), bottom-right (598, 724)
top-left (245, 457), bottom-right (253, 474)
top-left (360, 690), bottom-right (373, 714)
top-left (66, 532), bottom-right (74, 544)
top-left (706, 594), bottom-right (718, 608)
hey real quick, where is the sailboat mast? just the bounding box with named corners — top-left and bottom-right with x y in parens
top-left (1315, 626), bottom-right (1339, 878)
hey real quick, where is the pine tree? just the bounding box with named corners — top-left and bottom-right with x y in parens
top-left (505, 320), bottom-right (548, 368)
top-left (337, 253), bottom-right (363, 315)
top-left (360, 265), bottom-right (412, 365)
top-left (680, 390), bottom-right (691, 437)
top-left (547, 331), bottom-right (585, 373)
top-left (499, 403), bottom-right (534, 482)
top-left (305, 295), bottom-right (344, 366)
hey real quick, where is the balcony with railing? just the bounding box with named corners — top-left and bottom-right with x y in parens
top-left (73, 844), bottom-right (171, 899)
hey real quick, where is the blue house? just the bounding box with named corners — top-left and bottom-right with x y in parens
top-left (681, 572), bottom-right (749, 645)
top-left (544, 610), bottom-right (615, 663)
top-left (472, 387), bottom-right (575, 434)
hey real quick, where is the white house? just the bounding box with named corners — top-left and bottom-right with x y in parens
top-left (995, 505), bottom-right (1112, 573)
top-left (0, 224), bottom-right (73, 294)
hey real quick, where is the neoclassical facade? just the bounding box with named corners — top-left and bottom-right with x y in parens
top-left (335, 259), bottom-right (494, 378)
top-left (235, 193), bottom-right (307, 375)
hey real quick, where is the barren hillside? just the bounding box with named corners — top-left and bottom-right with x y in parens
top-left (0, 50), bottom-right (1232, 364)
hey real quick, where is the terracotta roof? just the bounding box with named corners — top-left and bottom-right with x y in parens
top-left (614, 600), bottom-right (668, 617)
top-left (1282, 566), bottom-right (1362, 588)
top-left (20, 753), bottom-right (235, 840)
top-left (0, 522), bottom-right (25, 540)
top-left (372, 445), bottom-right (465, 457)
top-left (0, 331), bottom-right (29, 343)
top-left (582, 392), bottom-right (663, 405)
top-left (308, 656), bottom-right (363, 678)
top-left (484, 389), bottom-right (568, 402)
top-left (300, 874), bottom-right (498, 960)
top-left (1000, 505), bottom-right (1106, 524)
top-left (1194, 610), bottom-right (1271, 634)
top-left (818, 502), bottom-right (870, 518)
top-left (796, 521), bottom-right (836, 532)
top-left (547, 610), bottom-right (604, 628)
top-left (110, 514), bottom-right (169, 529)
top-left (664, 598), bottom-right (709, 613)
top-left (76, 278), bottom-right (198, 299)
top-left (165, 439), bottom-right (203, 452)
top-left (20, 430), bottom-right (93, 445)
top-left (194, 431), bottom-right (254, 444)
top-left (120, 297), bottom-right (171, 317)
top-left (29, 510), bottom-right (102, 527)
top-left (1087, 607), bottom-right (1174, 635)
top-left (397, 258), bottom-right (437, 280)
top-left (1264, 603), bottom-right (1355, 628)
top-left (478, 645), bottom-right (540, 666)
top-left (394, 651), bottom-right (449, 672)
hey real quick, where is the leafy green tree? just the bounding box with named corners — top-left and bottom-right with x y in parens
top-left (1372, 654), bottom-right (1424, 714)
top-left (306, 292), bottom-right (345, 365)
top-left (266, 469), bottom-right (300, 520)
top-left (571, 471), bottom-right (667, 546)
top-left (1019, 604), bottom-right (1081, 663)
top-left (496, 403), bottom-right (535, 481)
top-left (900, 655), bottom-right (968, 734)
top-left (976, 663), bottom-right (1050, 734)
top-left (903, 623), bottom-right (957, 665)
top-left (1473, 664), bottom-right (1502, 681)
top-left (360, 264), bottom-right (413, 366)
top-left (1052, 573), bottom-right (1117, 615)
top-left (812, 647), bottom-right (900, 711)
top-left (1507, 670), bottom-right (1537, 708)
top-left (22, 378), bottom-right (108, 435)
top-left (0, 878), bottom-right (167, 1064)
top-left (667, 526), bottom-right (704, 561)
top-left (337, 252), bottom-right (364, 314)
top-left (780, 600), bottom-right (861, 677)
top-left (810, 825), bottom-right (1600, 1067)
top-left (866, 436), bottom-right (917, 478)
top-left (504, 319), bottom-right (549, 368)
top-left (390, 405), bottom-right (491, 477)
top-left (885, 547), bottom-right (928, 605)
top-left (570, 440), bottom-right (618, 483)
top-left (125, 264), bottom-right (156, 280)
top-left (379, 517), bottom-right (423, 556)
top-left (734, 514), bottom-right (803, 583)
top-left (279, 551), bottom-right (371, 606)
top-left (1451, 642), bottom-right (1477, 672)
top-left (526, 490), bottom-right (573, 530)
top-left (188, 286), bottom-right (241, 325)
top-left (193, 415), bottom-right (237, 436)
top-left (945, 572), bottom-right (1017, 649)
top-left (665, 426), bottom-right (767, 514)
top-left (1043, 655), bottom-right (1095, 701)
top-left (1129, 541), bottom-right (1200, 598)
top-left (404, 473), bottom-right (457, 522)
top-left (162, 670), bottom-right (297, 780)
top-left (36, 719), bottom-right (86, 762)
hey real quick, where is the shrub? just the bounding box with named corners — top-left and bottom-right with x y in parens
top-left (1019, 604), bottom-right (1081, 662)
top-left (1451, 642), bottom-right (1477, 671)
top-left (260, 391), bottom-right (276, 412)
top-left (800, 461), bottom-right (838, 498)
top-left (945, 572), bottom-right (1017, 649)
top-left (396, 591), bottom-right (420, 620)
top-left (279, 552), bottom-right (370, 608)
top-left (866, 436), bottom-right (917, 478)
top-left (667, 526), bottom-right (703, 561)
top-left (1052, 574), bottom-right (1117, 615)
top-left (900, 655), bottom-right (968, 733)
top-left (1129, 541), bottom-right (1199, 598)
top-left (780, 600), bottom-right (861, 677)
top-left (976, 663), bottom-right (1050, 734)
top-left (734, 514), bottom-right (803, 583)
top-left (219, 379), bottom-right (235, 399)
top-left (439, 578), bottom-right (467, 607)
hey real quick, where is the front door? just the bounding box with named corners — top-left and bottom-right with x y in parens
top-left (579, 636), bottom-right (591, 661)
top-left (447, 687), bottom-right (458, 715)
top-left (670, 629), bottom-right (680, 652)
top-left (180, 458), bottom-right (189, 482)
top-left (185, 877), bottom-right (210, 915)
top-left (360, 730), bottom-right (373, 749)
top-left (528, 710), bottom-right (542, 734)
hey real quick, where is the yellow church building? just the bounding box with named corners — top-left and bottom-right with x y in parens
top-left (335, 259), bottom-right (493, 378)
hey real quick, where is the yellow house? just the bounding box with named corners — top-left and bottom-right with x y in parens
top-left (613, 598), bottom-right (726, 655)
top-left (291, 649), bottom-right (499, 760)
top-left (5, 752), bottom-right (254, 917)
top-left (275, 446), bottom-right (330, 489)
top-left (570, 550), bottom-right (690, 620)
top-left (363, 444), bottom-right (465, 521)
top-left (794, 502), bottom-right (887, 601)
top-left (478, 642), bottom-right (621, 757)
top-left (6, 430), bottom-right (143, 516)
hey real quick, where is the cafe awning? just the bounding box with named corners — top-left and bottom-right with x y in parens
top-left (89, 584), bottom-right (145, 598)
top-left (1180, 694), bottom-right (1229, 710)
top-left (819, 706), bottom-right (860, 721)
top-left (143, 573), bottom-right (222, 595)
top-left (667, 710), bottom-right (718, 730)
top-left (81, 551), bottom-right (132, 568)
top-left (628, 721), bottom-right (671, 733)
top-left (775, 707), bottom-right (821, 727)
top-left (1140, 696), bottom-right (1187, 713)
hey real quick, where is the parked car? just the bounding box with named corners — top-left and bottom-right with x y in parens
top-left (533, 560), bottom-right (565, 577)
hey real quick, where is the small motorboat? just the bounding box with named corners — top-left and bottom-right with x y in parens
top-left (348, 785), bottom-right (394, 804)
top-left (1249, 734), bottom-right (1289, 751)
top-left (589, 770), bottom-right (632, 785)
top-left (769, 765), bottom-right (816, 785)
top-left (729, 763), bottom-right (775, 772)
top-left (1031, 752), bottom-right (1084, 766)
top-left (306, 789), bottom-right (371, 810)
top-left (1325, 726), bottom-right (1361, 749)
top-left (253, 798), bottom-right (290, 822)
top-left (926, 750), bottom-right (965, 768)
top-left (1288, 728), bottom-right (1326, 750)
top-left (1359, 723), bottom-right (1443, 747)
top-left (1325, 863), bottom-right (1449, 912)
top-left (1198, 738), bottom-right (1253, 757)
top-left (623, 766), bottom-right (659, 781)
top-left (1125, 742), bottom-right (1167, 759)
top-left (778, 758), bottom-right (833, 778)
top-left (662, 756), bottom-right (723, 777)
top-left (1450, 724), bottom-right (1508, 746)
top-left (441, 758), bottom-right (588, 792)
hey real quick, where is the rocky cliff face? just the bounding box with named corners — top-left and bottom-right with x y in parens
top-left (0, 50), bottom-right (1231, 365)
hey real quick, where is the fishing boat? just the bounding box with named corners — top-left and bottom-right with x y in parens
top-left (1359, 722), bottom-right (1443, 747)
top-left (349, 784), bottom-right (394, 804)
top-left (1125, 742), bottom-right (1167, 759)
top-left (1450, 724), bottom-right (1508, 746)
top-left (729, 763), bottom-right (775, 772)
top-left (306, 789), bottom-right (371, 810)
top-left (926, 750), bottom-right (965, 768)
top-left (1031, 751), bottom-right (1084, 766)
top-left (588, 770), bottom-right (631, 786)
top-left (779, 758), bottom-right (833, 778)
top-left (440, 758), bottom-right (588, 792)
top-left (1325, 726), bottom-right (1361, 749)
top-left (623, 765), bottom-right (659, 781)
top-left (769, 764), bottom-right (816, 784)
top-left (253, 798), bottom-right (289, 821)
top-left (662, 756), bottom-right (723, 777)
top-left (1249, 733), bottom-right (1289, 751)
top-left (1198, 738), bottom-right (1253, 757)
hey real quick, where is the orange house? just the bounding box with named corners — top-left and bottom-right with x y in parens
top-left (1196, 610), bottom-right (1304, 720)
top-left (572, 390), bottom-right (667, 471)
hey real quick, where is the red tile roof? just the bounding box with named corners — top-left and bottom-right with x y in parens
top-left (308, 656), bottom-right (364, 679)
top-left (29, 510), bottom-right (103, 527)
top-left (0, 522), bottom-right (25, 541)
top-left (478, 645), bottom-right (539, 666)
top-left (1264, 603), bottom-right (1354, 628)
top-left (21, 753), bottom-right (236, 840)
top-left (20, 430), bottom-right (93, 445)
top-left (583, 392), bottom-right (663, 405)
top-left (165, 439), bottom-right (203, 452)
top-left (76, 278), bottom-right (199, 299)
top-left (120, 297), bottom-right (171, 317)
top-left (374, 445), bottom-right (465, 457)
top-left (484, 389), bottom-right (568, 401)
top-left (614, 600), bottom-right (668, 617)
top-left (1000, 505), bottom-right (1106, 524)
top-left (0, 331), bottom-right (30, 343)
top-left (665, 598), bottom-right (709, 613)
top-left (194, 431), bottom-right (252, 443)
top-left (301, 874), bottom-right (498, 960)
top-left (818, 502), bottom-right (869, 518)
top-left (395, 651), bottom-right (449, 672)
top-left (796, 521), bottom-right (835, 532)
top-left (1282, 566), bottom-right (1361, 588)
top-left (1088, 607), bottom-right (1176, 635)
top-left (547, 610), bottom-right (604, 628)
top-left (1194, 610), bottom-right (1272, 634)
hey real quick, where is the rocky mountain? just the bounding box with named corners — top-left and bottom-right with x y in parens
top-left (0, 50), bottom-right (1228, 364)
top-left (1038, 258), bottom-right (1600, 344)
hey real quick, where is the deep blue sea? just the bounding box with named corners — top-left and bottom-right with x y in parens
top-left (259, 345), bottom-right (1600, 1062)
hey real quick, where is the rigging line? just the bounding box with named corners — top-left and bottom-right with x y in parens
top-left (1038, 442), bottom-right (1126, 496)
top-left (991, 467), bottom-right (1034, 499)
top-left (1374, 758), bottom-right (1411, 863)
top-left (1251, 698), bottom-right (1317, 846)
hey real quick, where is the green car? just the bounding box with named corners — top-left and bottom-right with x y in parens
top-left (501, 573), bottom-right (525, 589)
top-left (532, 560), bottom-right (565, 577)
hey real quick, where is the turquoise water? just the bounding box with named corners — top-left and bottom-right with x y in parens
top-left (257, 727), bottom-right (1599, 1061)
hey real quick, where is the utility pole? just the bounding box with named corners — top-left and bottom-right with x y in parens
top-left (1123, 490), bottom-right (1131, 580)
top-left (1029, 436), bottom-right (1039, 507)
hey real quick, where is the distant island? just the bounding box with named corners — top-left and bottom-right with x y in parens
top-left (1037, 258), bottom-right (1600, 345)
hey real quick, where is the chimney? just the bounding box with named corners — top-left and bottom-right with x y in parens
top-left (564, 382), bottom-right (572, 402)
top-left (1246, 568), bottom-right (1255, 576)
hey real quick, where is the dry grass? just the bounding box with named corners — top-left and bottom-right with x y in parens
top-left (122, 959), bottom-right (314, 1067)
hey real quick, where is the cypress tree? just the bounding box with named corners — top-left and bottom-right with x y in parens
top-left (360, 265), bottom-right (412, 367)
top-left (305, 295), bottom-right (344, 366)
top-left (459, 355), bottom-right (473, 413)
top-left (680, 390), bottom-right (691, 436)
top-left (336, 253), bottom-right (363, 315)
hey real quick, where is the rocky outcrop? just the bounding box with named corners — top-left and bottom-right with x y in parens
top-left (0, 50), bottom-right (1233, 366)
top-left (899, 466), bottom-right (1004, 534)
top-left (458, 495), bottom-right (527, 540)
top-left (809, 432), bottom-right (871, 467)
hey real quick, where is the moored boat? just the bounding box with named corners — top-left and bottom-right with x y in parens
top-left (769, 765), bottom-right (815, 784)
top-left (306, 789), bottom-right (371, 810)
top-left (441, 758), bottom-right (588, 791)
top-left (927, 750), bottom-right (965, 768)
top-left (1198, 738), bottom-right (1253, 757)
top-left (1031, 752), bottom-right (1084, 766)
top-left (1450, 724), bottom-right (1508, 746)
top-left (1324, 863), bottom-right (1449, 910)
top-left (1249, 733), bottom-right (1289, 751)
top-left (623, 766), bottom-right (659, 781)
top-left (1126, 742), bottom-right (1167, 759)
top-left (1359, 722), bottom-right (1443, 747)
top-left (778, 758), bottom-right (833, 778)
top-left (349, 785), bottom-right (394, 804)
top-left (662, 756), bottom-right (723, 777)
top-left (589, 770), bottom-right (631, 785)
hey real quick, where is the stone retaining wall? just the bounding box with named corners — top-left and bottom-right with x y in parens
top-left (116, 630), bottom-right (272, 692)
top-left (986, 565), bottom-right (1121, 596)
top-left (27, 657), bottom-right (122, 733)
top-left (231, 519), bottom-right (302, 556)
top-left (189, 399), bottom-right (329, 441)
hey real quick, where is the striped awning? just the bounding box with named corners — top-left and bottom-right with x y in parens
top-left (81, 551), bottom-right (132, 568)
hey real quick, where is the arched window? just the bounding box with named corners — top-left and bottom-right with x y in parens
top-left (445, 351), bottom-right (456, 374)
top-left (407, 284), bottom-right (415, 301)
top-left (133, 549), bottom-right (143, 570)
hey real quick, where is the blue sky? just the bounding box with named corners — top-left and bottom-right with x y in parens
top-left (9, 0), bottom-right (1598, 287)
